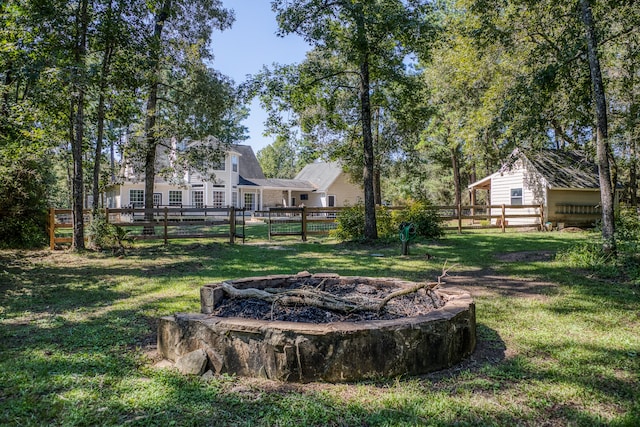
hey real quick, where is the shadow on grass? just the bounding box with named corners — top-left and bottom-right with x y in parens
top-left (0, 314), bottom-right (509, 425)
top-left (1, 232), bottom-right (638, 425)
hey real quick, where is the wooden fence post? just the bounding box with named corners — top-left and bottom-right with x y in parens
top-left (538, 204), bottom-right (544, 231)
top-left (229, 207), bottom-right (236, 244)
top-left (240, 208), bottom-right (245, 244)
top-left (501, 204), bottom-right (506, 232)
top-left (302, 206), bottom-right (307, 241)
top-left (49, 208), bottom-right (55, 250)
top-left (163, 207), bottom-right (168, 245)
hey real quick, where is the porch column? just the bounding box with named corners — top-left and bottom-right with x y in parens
top-left (260, 188), bottom-right (264, 210)
top-left (288, 190), bottom-right (292, 207)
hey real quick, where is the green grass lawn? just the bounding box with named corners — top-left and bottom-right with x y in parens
top-left (1, 229), bottom-right (638, 426)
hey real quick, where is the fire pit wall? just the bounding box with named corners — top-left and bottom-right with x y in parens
top-left (158, 272), bottom-right (476, 383)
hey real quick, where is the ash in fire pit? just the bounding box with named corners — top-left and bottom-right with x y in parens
top-left (158, 272), bottom-right (476, 382)
top-left (210, 276), bottom-right (447, 323)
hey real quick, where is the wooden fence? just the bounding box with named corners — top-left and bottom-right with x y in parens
top-left (436, 204), bottom-right (545, 232)
top-left (49, 203), bottom-right (546, 248)
top-left (259, 204), bottom-right (545, 241)
top-left (49, 206), bottom-right (246, 249)
top-left (260, 207), bottom-right (343, 241)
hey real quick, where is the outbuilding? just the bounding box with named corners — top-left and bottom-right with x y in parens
top-left (468, 149), bottom-right (614, 227)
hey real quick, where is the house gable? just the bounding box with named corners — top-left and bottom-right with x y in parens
top-left (491, 158), bottom-right (546, 206)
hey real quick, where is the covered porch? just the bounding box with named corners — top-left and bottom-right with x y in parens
top-left (238, 178), bottom-right (316, 211)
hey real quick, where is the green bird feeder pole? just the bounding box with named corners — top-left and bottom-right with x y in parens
top-left (399, 222), bottom-right (417, 256)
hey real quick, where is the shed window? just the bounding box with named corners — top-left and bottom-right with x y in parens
top-left (510, 188), bottom-right (523, 205)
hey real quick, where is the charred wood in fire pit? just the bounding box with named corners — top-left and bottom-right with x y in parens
top-left (218, 280), bottom-right (446, 315)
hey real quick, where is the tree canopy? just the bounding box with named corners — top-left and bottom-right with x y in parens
top-left (0, 0), bottom-right (244, 248)
top-left (2, 0), bottom-right (640, 249)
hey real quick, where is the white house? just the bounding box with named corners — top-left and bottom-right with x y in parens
top-left (468, 148), bottom-right (612, 227)
top-left (105, 138), bottom-right (363, 212)
top-left (239, 161), bottom-right (363, 209)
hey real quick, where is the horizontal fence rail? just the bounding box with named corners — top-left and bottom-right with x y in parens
top-left (49, 207), bottom-right (246, 249)
top-left (50, 202), bottom-right (591, 248)
top-left (435, 204), bottom-right (545, 233)
top-left (265, 207), bottom-right (344, 241)
top-left (263, 204), bottom-right (545, 240)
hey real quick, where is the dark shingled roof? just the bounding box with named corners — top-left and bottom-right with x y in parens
top-left (521, 149), bottom-right (600, 189)
top-left (235, 144), bottom-right (265, 180)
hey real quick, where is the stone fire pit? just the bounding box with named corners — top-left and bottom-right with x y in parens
top-left (158, 272), bottom-right (476, 382)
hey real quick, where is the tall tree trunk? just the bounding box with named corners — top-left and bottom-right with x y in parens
top-left (451, 143), bottom-right (462, 208)
top-left (373, 106), bottom-right (382, 205)
top-left (71, 0), bottom-right (89, 250)
top-left (580, 0), bottom-right (616, 253)
top-left (92, 0), bottom-right (115, 213)
top-left (374, 167), bottom-right (382, 205)
top-left (355, 8), bottom-right (377, 240)
top-left (628, 48), bottom-right (638, 206)
top-left (360, 57), bottom-right (377, 239)
top-left (92, 44), bottom-right (113, 213)
top-left (631, 137), bottom-right (638, 206)
top-left (1, 63), bottom-right (11, 118)
top-left (143, 0), bottom-right (171, 232)
top-left (111, 129), bottom-right (119, 183)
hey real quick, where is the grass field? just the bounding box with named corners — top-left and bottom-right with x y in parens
top-left (1, 229), bottom-right (638, 426)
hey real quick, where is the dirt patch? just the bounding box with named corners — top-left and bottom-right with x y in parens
top-left (560, 227), bottom-right (585, 233)
top-left (444, 269), bottom-right (557, 299)
top-left (143, 261), bottom-right (204, 276)
top-left (493, 250), bottom-right (555, 263)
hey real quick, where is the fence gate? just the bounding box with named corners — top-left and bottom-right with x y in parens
top-left (268, 207), bottom-right (306, 241)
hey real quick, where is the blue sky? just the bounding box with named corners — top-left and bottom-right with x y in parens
top-left (210, 2), bottom-right (311, 153)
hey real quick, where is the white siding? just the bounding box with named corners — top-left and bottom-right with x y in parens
top-left (110, 148), bottom-right (243, 210)
top-left (490, 159), bottom-right (545, 225)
